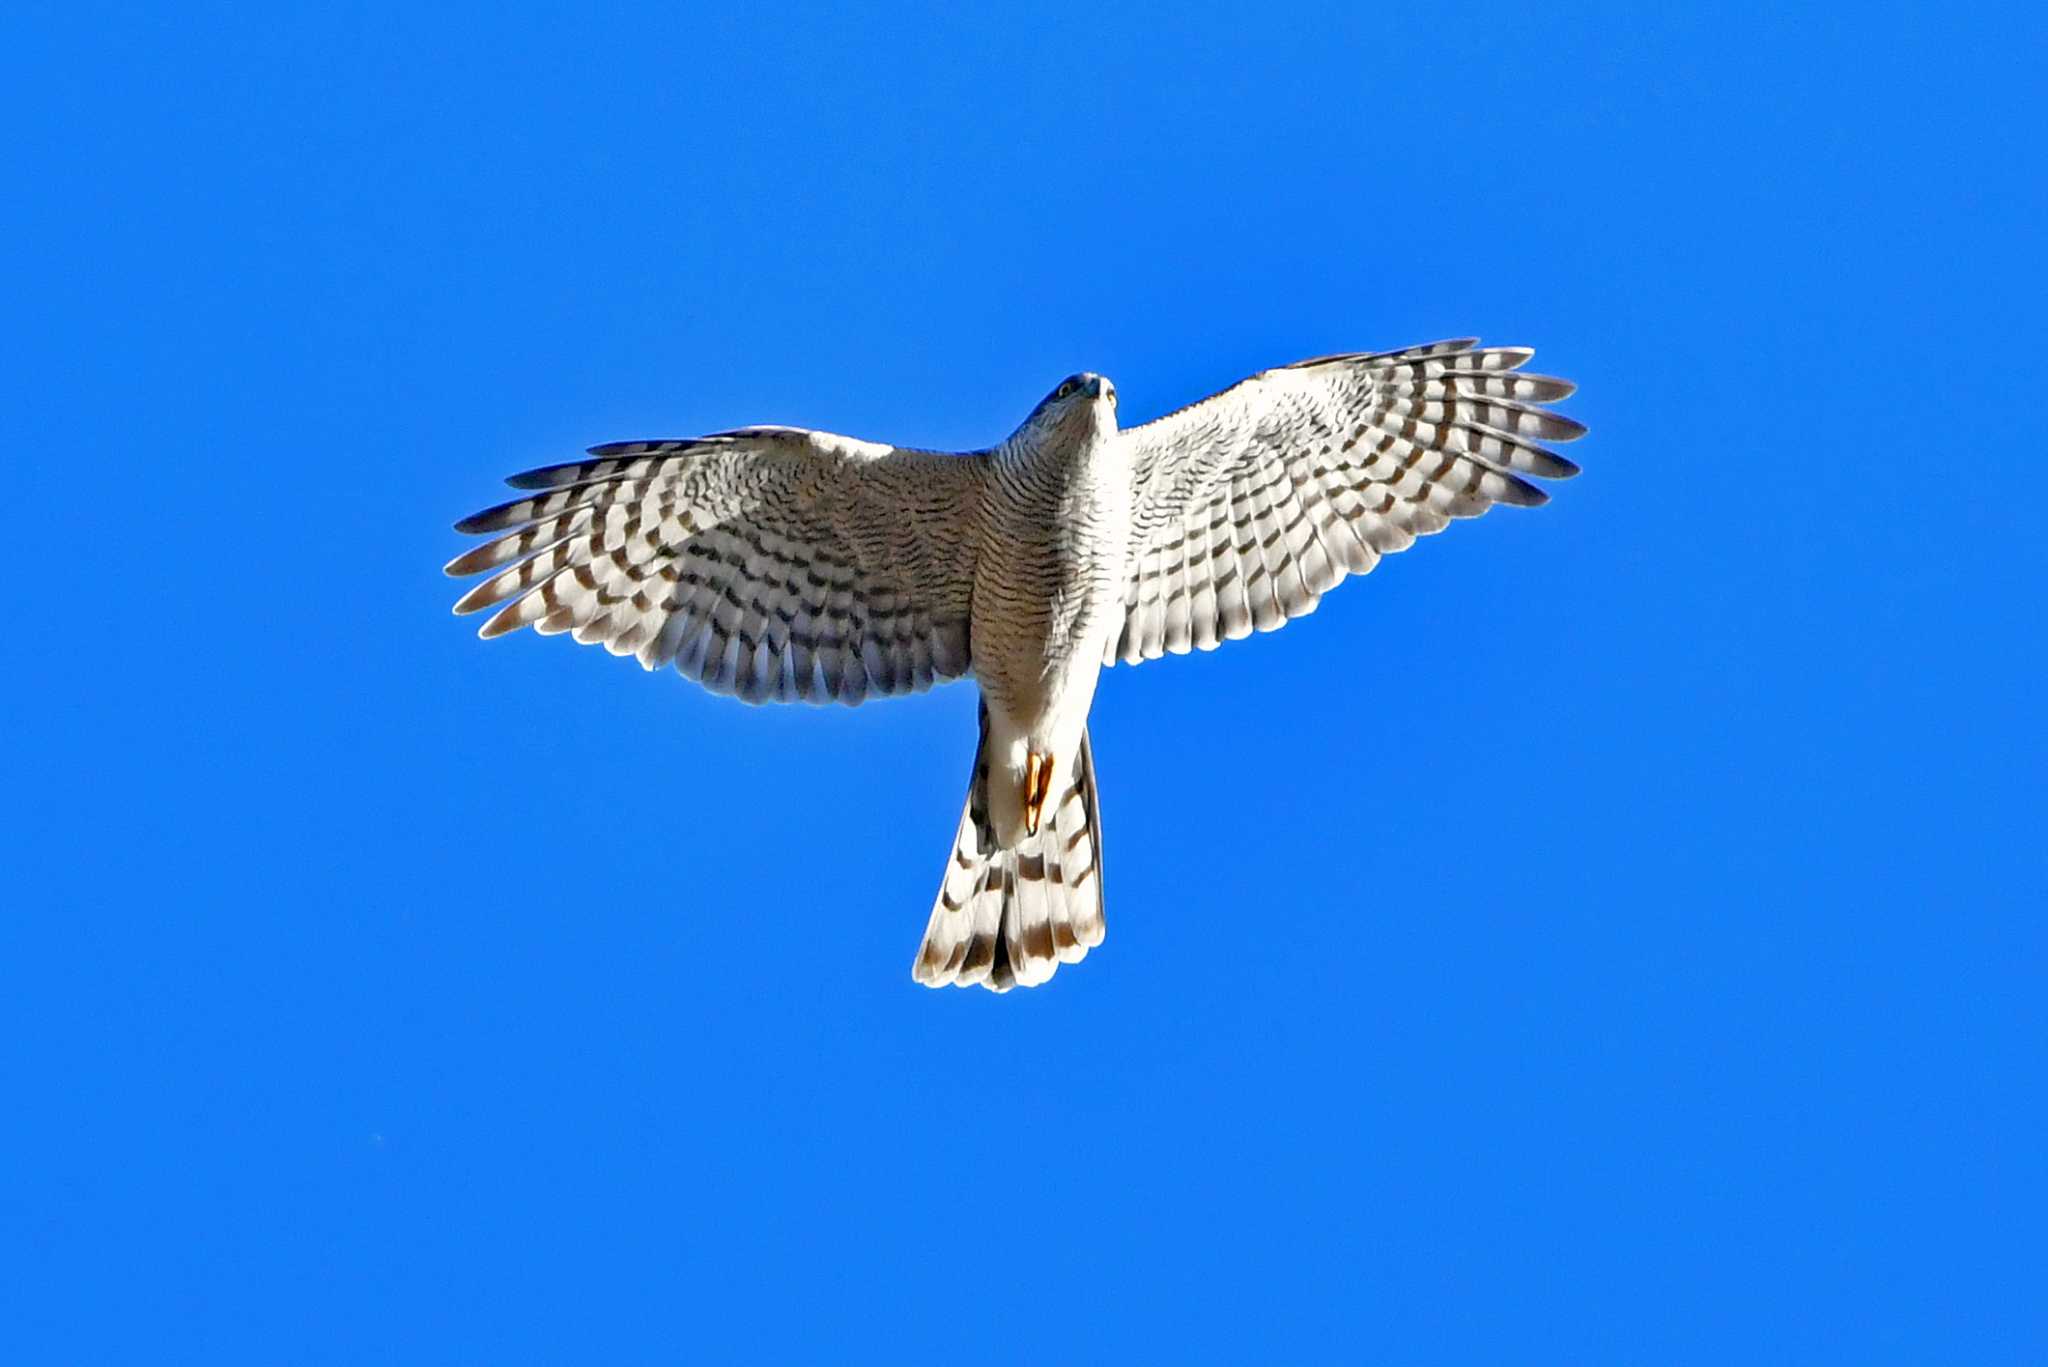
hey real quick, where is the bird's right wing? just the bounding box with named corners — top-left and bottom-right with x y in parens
top-left (446, 426), bottom-right (988, 704)
top-left (1108, 339), bottom-right (1584, 664)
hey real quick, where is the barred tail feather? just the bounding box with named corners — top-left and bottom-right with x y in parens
top-left (913, 708), bottom-right (1104, 993)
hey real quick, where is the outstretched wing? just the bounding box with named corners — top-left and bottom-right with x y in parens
top-left (446, 426), bottom-right (987, 704)
top-left (1107, 339), bottom-right (1584, 665)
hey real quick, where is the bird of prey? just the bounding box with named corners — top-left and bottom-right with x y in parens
top-left (446, 339), bottom-right (1584, 992)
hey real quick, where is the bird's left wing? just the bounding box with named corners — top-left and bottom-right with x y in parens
top-left (446, 426), bottom-right (987, 704)
top-left (1108, 339), bottom-right (1584, 665)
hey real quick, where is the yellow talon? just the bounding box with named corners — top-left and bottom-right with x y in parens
top-left (1023, 750), bottom-right (1055, 836)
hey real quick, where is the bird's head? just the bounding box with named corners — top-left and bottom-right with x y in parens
top-left (1020, 371), bottom-right (1119, 444)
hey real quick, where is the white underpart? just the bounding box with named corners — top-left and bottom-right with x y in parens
top-left (444, 341), bottom-right (1585, 993)
top-left (970, 392), bottom-right (1128, 847)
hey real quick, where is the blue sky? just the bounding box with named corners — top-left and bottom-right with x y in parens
top-left (4, 2), bottom-right (2043, 1361)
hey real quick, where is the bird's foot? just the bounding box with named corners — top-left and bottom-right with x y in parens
top-left (1023, 750), bottom-right (1055, 836)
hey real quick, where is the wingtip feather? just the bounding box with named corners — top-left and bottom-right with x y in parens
top-left (505, 464), bottom-right (579, 490)
top-left (478, 598), bottom-right (535, 638)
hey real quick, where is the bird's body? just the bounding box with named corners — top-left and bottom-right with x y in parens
top-left (973, 376), bottom-right (1129, 847)
top-left (447, 340), bottom-right (1585, 992)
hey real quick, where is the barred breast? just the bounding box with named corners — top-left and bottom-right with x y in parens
top-left (970, 430), bottom-right (1130, 741)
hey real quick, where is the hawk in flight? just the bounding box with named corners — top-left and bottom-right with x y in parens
top-left (446, 339), bottom-right (1584, 992)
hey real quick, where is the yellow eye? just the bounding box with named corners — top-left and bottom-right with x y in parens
top-left (1053, 379), bottom-right (1078, 401)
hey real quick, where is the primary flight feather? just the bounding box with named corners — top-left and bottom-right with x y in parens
top-left (446, 339), bottom-right (1585, 991)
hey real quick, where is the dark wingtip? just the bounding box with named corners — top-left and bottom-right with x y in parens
top-left (443, 542), bottom-right (501, 576)
top-left (584, 437), bottom-right (706, 458)
top-left (475, 606), bottom-right (526, 639)
top-left (1402, 337), bottom-right (1480, 360)
top-left (504, 465), bottom-right (578, 490)
top-left (1546, 413), bottom-right (1590, 443)
top-left (1496, 472), bottom-right (1550, 508)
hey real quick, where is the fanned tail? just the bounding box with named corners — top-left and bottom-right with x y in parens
top-left (912, 704), bottom-right (1104, 993)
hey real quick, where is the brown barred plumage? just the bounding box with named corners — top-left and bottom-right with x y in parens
top-left (447, 427), bottom-right (982, 704)
top-left (445, 341), bottom-right (1583, 992)
top-left (1109, 340), bottom-right (1582, 665)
